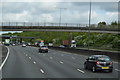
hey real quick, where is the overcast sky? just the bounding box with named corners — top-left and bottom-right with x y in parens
top-left (0, 0), bottom-right (119, 25)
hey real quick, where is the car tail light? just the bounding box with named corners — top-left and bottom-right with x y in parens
top-left (110, 62), bottom-right (113, 65)
top-left (96, 61), bottom-right (100, 65)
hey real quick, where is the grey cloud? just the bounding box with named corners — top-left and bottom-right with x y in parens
top-left (1, 2), bottom-right (118, 24)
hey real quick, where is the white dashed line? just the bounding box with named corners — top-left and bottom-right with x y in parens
top-left (39, 53), bottom-right (41, 54)
top-left (77, 69), bottom-right (85, 73)
top-left (43, 54), bottom-right (46, 56)
top-left (59, 61), bottom-right (64, 64)
top-left (72, 57), bottom-right (75, 59)
top-left (50, 57), bottom-right (53, 59)
top-left (115, 69), bottom-right (120, 72)
top-left (26, 54), bottom-right (28, 56)
top-left (61, 54), bottom-right (64, 56)
top-left (33, 61), bottom-right (36, 64)
top-left (29, 57), bottom-right (31, 59)
top-left (40, 69), bottom-right (45, 74)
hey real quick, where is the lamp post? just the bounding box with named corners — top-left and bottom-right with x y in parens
top-left (43, 17), bottom-right (50, 26)
top-left (57, 7), bottom-right (67, 26)
top-left (88, 0), bottom-right (92, 50)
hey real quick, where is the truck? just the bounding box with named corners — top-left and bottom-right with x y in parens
top-left (71, 40), bottom-right (76, 48)
top-left (35, 40), bottom-right (44, 47)
top-left (62, 40), bottom-right (76, 48)
top-left (4, 39), bottom-right (10, 46)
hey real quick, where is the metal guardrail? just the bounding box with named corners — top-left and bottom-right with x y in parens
top-left (50, 47), bottom-right (119, 61)
top-left (30, 45), bottom-right (119, 61)
top-left (0, 22), bottom-right (119, 32)
top-left (0, 22), bottom-right (88, 27)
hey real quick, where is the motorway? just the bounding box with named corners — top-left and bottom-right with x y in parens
top-left (2, 45), bottom-right (120, 79)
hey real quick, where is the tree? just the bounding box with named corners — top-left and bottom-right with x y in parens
top-left (98, 21), bottom-right (106, 26)
top-left (98, 21), bottom-right (106, 28)
top-left (111, 21), bottom-right (117, 25)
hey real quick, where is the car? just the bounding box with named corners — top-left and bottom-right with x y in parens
top-left (11, 43), bottom-right (16, 46)
top-left (28, 43), bottom-right (31, 46)
top-left (48, 43), bottom-right (53, 47)
top-left (22, 44), bottom-right (26, 47)
top-left (59, 45), bottom-right (65, 48)
top-left (39, 46), bottom-right (48, 53)
top-left (84, 55), bottom-right (113, 73)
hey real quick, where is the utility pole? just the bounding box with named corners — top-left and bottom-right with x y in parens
top-left (88, 0), bottom-right (91, 50)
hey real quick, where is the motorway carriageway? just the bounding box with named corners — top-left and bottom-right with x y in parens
top-left (2, 46), bottom-right (120, 78)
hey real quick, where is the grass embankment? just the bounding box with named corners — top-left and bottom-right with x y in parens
top-left (3, 31), bottom-right (119, 51)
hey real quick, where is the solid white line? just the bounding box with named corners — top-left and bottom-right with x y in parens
top-left (40, 69), bottom-right (45, 74)
top-left (0, 46), bottom-right (10, 70)
top-left (60, 61), bottom-right (63, 64)
top-left (77, 69), bottom-right (85, 73)
top-left (115, 69), bottom-right (120, 72)
top-left (33, 61), bottom-right (36, 64)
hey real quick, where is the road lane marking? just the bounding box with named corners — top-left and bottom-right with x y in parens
top-left (40, 69), bottom-right (45, 74)
top-left (26, 54), bottom-right (28, 56)
top-left (59, 61), bottom-right (64, 64)
top-left (50, 57), bottom-right (53, 59)
top-left (0, 46), bottom-right (10, 70)
top-left (24, 53), bottom-right (25, 54)
top-left (29, 57), bottom-right (31, 59)
top-left (61, 54), bottom-right (64, 56)
top-left (33, 61), bottom-right (36, 64)
top-left (72, 57), bottom-right (75, 59)
top-left (43, 54), bottom-right (46, 56)
top-left (115, 69), bottom-right (120, 72)
top-left (77, 69), bottom-right (85, 73)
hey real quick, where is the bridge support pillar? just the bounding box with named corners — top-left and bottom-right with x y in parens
top-left (20, 38), bottom-right (23, 43)
top-left (68, 32), bottom-right (72, 48)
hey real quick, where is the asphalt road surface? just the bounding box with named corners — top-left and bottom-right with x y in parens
top-left (2, 46), bottom-right (120, 79)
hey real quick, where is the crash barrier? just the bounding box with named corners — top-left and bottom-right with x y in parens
top-left (49, 47), bottom-right (119, 61)
top-left (30, 45), bottom-right (119, 61)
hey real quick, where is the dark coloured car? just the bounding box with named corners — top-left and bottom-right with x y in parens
top-left (39, 46), bottom-right (48, 53)
top-left (84, 55), bottom-right (113, 72)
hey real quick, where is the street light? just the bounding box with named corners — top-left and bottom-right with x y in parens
top-left (88, 0), bottom-right (92, 50)
top-left (43, 16), bottom-right (50, 26)
top-left (56, 7), bottom-right (67, 26)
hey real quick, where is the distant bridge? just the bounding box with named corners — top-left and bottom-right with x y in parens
top-left (0, 22), bottom-right (119, 34)
top-left (0, 35), bottom-right (35, 39)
